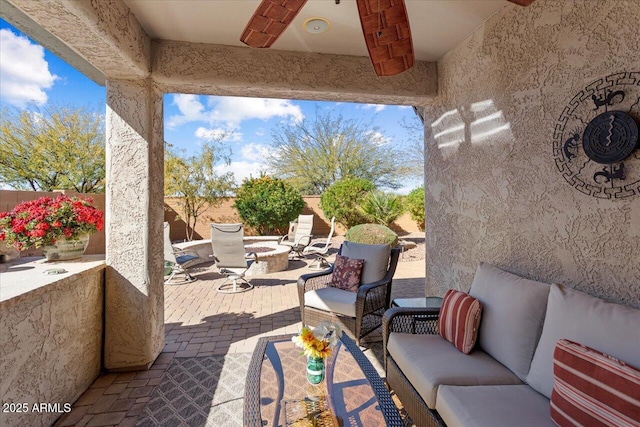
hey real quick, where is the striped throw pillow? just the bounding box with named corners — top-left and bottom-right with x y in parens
top-left (551, 339), bottom-right (640, 427)
top-left (437, 289), bottom-right (482, 354)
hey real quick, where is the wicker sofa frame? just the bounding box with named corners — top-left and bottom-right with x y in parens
top-left (382, 307), bottom-right (446, 427)
top-left (298, 246), bottom-right (401, 345)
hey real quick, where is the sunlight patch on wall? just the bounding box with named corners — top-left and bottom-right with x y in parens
top-left (469, 100), bottom-right (512, 144)
top-left (432, 108), bottom-right (464, 154)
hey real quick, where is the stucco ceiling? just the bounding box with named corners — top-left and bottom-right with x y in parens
top-left (124, 0), bottom-right (507, 62)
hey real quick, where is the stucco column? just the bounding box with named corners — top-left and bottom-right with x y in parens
top-left (104, 78), bottom-right (164, 370)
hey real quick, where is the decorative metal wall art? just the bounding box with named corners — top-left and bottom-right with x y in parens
top-left (553, 71), bottom-right (640, 199)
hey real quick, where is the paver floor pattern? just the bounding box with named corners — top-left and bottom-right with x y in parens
top-left (53, 249), bottom-right (425, 427)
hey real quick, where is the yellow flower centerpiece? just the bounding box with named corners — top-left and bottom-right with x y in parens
top-left (292, 322), bottom-right (342, 385)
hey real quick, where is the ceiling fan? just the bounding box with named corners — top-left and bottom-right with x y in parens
top-left (240, 0), bottom-right (536, 77)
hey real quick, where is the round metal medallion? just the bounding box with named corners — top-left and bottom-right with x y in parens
top-left (552, 71), bottom-right (640, 199)
top-left (582, 111), bottom-right (638, 164)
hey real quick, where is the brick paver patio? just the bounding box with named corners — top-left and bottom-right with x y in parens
top-left (54, 254), bottom-right (426, 427)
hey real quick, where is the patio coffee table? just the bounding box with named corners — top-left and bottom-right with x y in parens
top-left (244, 334), bottom-right (403, 427)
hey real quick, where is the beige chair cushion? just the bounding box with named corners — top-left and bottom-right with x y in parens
top-left (527, 284), bottom-right (640, 398)
top-left (304, 287), bottom-right (357, 317)
top-left (387, 333), bottom-right (522, 408)
top-left (469, 262), bottom-right (551, 380)
top-left (436, 385), bottom-right (554, 427)
top-left (341, 241), bottom-right (390, 284)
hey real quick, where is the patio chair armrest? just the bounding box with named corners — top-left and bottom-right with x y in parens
top-left (279, 234), bottom-right (289, 244)
top-left (355, 278), bottom-right (392, 319)
top-left (245, 252), bottom-right (259, 262)
top-left (173, 248), bottom-right (199, 259)
top-left (297, 268), bottom-right (334, 291)
top-left (297, 268), bottom-right (334, 306)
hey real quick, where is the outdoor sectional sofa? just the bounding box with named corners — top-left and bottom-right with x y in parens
top-left (383, 262), bottom-right (640, 427)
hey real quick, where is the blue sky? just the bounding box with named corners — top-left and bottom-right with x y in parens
top-left (0, 19), bottom-right (422, 193)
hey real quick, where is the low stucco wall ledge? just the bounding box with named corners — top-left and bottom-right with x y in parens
top-left (0, 255), bottom-right (106, 427)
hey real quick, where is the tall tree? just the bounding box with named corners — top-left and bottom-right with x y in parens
top-left (164, 141), bottom-right (235, 240)
top-left (268, 110), bottom-right (408, 194)
top-left (0, 104), bottom-right (106, 192)
top-left (400, 112), bottom-right (425, 178)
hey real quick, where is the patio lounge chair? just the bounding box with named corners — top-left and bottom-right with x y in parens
top-left (298, 242), bottom-right (401, 345)
top-left (280, 214), bottom-right (314, 258)
top-left (210, 223), bottom-right (256, 293)
top-left (164, 222), bottom-right (199, 284)
top-left (302, 216), bottom-right (336, 270)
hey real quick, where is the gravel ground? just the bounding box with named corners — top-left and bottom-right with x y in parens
top-left (329, 232), bottom-right (425, 262)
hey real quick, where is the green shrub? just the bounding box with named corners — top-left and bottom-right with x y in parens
top-left (319, 178), bottom-right (375, 228)
top-left (405, 187), bottom-right (425, 231)
top-left (358, 190), bottom-right (404, 227)
top-left (233, 176), bottom-right (304, 235)
top-left (345, 224), bottom-right (398, 248)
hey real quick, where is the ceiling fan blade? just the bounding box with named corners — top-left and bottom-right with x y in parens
top-left (240, 0), bottom-right (307, 48)
top-left (507, 0), bottom-right (536, 6)
top-left (356, 0), bottom-right (415, 77)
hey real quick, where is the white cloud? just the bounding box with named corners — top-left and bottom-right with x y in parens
top-left (361, 103), bottom-right (386, 113)
top-left (0, 29), bottom-right (58, 107)
top-left (255, 128), bottom-right (266, 136)
top-left (167, 94), bottom-right (304, 129)
top-left (167, 94), bottom-right (208, 128)
top-left (215, 161), bottom-right (270, 186)
top-left (241, 143), bottom-right (271, 161)
top-left (211, 96), bottom-right (304, 127)
top-left (194, 127), bottom-right (242, 142)
top-left (366, 130), bottom-right (390, 146)
top-left (397, 105), bottom-right (412, 110)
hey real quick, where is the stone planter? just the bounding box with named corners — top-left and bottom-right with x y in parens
top-left (42, 234), bottom-right (90, 261)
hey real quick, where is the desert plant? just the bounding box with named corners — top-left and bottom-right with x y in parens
top-left (234, 176), bottom-right (304, 235)
top-left (345, 223), bottom-right (398, 248)
top-left (405, 187), bottom-right (425, 231)
top-left (319, 178), bottom-right (374, 228)
top-left (358, 190), bottom-right (404, 227)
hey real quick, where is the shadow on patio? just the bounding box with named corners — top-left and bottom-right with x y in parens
top-left (54, 253), bottom-right (426, 427)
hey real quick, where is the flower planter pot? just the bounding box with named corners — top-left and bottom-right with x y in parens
top-left (42, 234), bottom-right (90, 261)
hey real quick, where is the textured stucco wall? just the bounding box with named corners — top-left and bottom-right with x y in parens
top-left (424, 0), bottom-right (640, 308)
top-left (105, 78), bottom-right (164, 370)
top-left (0, 267), bottom-right (104, 427)
top-left (152, 40), bottom-right (437, 105)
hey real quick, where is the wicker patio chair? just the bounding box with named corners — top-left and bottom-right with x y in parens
top-left (298, 242), bottom-right (401, 345)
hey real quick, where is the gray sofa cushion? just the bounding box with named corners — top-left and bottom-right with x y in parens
top-left (304, 287), bottom-right (356, 317)
top-left (527, 284), bottom-right (640, 398)
top-left (469, 262), bottom-right (551, 381)
top-left (436, 385), bottom-right (554, 427)
top-left (341, 241), bottom-right (390, 284)
top-left (387, 333), bottom-right (522, 408)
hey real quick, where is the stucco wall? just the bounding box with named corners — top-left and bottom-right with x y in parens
top-left (424, 0), bottom-right (640, 308)
top-left (0, 262), bottom-right (105, 427)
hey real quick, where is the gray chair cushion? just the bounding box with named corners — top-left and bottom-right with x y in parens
top-left (341, 241), bottom-right (390, 284)
top-left (469, 262), bottom-right (551, 380)
top-left (436, 385), bottom-right (554, 427)
top-left (527, 284), bottom-right (640, 398)
top-left (304, 287), bottom-right (357, 317)
top-left (387, 333), bottom-right (522, 408)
